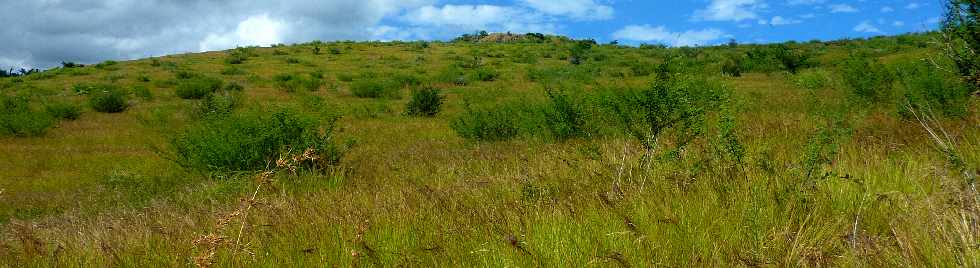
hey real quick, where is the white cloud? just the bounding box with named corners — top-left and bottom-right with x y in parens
top-left (880, 6), bottom-right (894, 13)
top-left (829, 4), bottom-right (858, 13)
top-left (892, 20), bottom-right (905, 27)
top-left (399, 5), bottom-right (556, 36)
top-left (692, 0), bottom-right (766, 22)
top-left (518, 0), bottom-right (613, 20)
top-left (853, 20), bottom-right (883, 34)
top-left (199, 14), bottom-right (286, 52)
top-left (612, 25), bottom-right (726, 47)
top-left (768, 16), bottom-right (802, 25)
top-left (905, 3), bottom-right (921, 10)
top-left (800, 13), bottom-right (816, 19)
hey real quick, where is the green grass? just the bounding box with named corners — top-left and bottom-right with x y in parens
top-left (0, 33), bottom-right (978, 267)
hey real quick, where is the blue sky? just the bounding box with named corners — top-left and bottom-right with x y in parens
top-left (381, 0), bottom-right (944, 46)
top-left (0, 0), bottom-right (945, 69)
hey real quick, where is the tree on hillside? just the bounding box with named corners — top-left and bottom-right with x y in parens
top-left (942, 0), bottom-right (980, 93)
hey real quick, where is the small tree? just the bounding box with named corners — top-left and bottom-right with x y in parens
top-left (941, 0), bottom-right (980, 92)
top-left (405, 87), bottom-right (444, 117)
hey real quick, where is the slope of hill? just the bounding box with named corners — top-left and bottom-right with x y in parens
top-left (0, 33), bottom-right (977, 266)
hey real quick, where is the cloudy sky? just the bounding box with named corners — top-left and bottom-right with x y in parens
top-left (1, 0), bottom-right (942, 69)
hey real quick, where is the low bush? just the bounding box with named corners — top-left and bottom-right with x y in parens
top-left (273, 73), bottom-right (322, 92)
top-left (44, 102), bottom-right (81, 120)
top-left (132, 85), bottom-right (153, 101)
top-left (792, 69), bottom-right (831, 89)
top-left (171, 108), bottom-right (345, 172)
top-left (471, 68), bottom-right (500, 82)
top-left (89, 85), bottom-right (129, 113)
top-left (0, 95), bottom-right (56, 137)
top-left (840, 56), bottom-right (894, 101)
top-left (350, 79), bottom-right (399, 98)
top-left (175, 76), bottom-right (223, 99)
top-left (721, 57), bottom-right (743, 77)
top-left (404, 87), bottom-right (444, 117)
top-left (897, 60), bottom-right (974, 117)
top-left (451, 103), bottom-right (522, 142)
top-left (603, 71), bottom-right (725, 156)
top-left (192, 92), bottom-right (239, 118)
top-left (542, 88), bottom-right (588, 140)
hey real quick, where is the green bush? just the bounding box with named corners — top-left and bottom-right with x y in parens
top-left (0, 96), bottom-right (56, 137)
top-left (89, 85), bottom-right (130, 113)
top-left (451, 103), bottom-right (522, 142)
top-left (171, 108), bottom-right (344, 172)
top-left (542, 88), bottom-right (588, 140)
top-left (792, 69), bottom-right (831, 89)
top-left (350, 79), bottom-right (399, 98)
top-left (471, 68), bottom-right (499, 82)
top-left (603, 72), bottom-right (723, 155)
top-left (175, 76), bottom-right (223, 99)
top-left (273, 73), bottom-right (322, 92)
top-left (897, 61), bottom-right (974, 117)
top-left (44, 102), bottom-right (82, 120)
top-left (841, 56), bottom-right (894, 101)
top-left (132, 85), bottom-right (153, 101)
top-left (721, 57), bottom-right (743, 77)
top-left (192, 92), bottom-right (239, 118)
top-left (224, 82), bottom-right (245, 91)
top-left (405, 87), bottom-right (444, 117)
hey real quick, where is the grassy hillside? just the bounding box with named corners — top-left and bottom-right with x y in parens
top-left (0, 33), bottom-right (977, 266)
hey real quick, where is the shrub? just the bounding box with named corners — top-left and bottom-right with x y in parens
top-left (89, 85), bottom-right (129, 113)
top-left (404, 87), bottom-right (444, 117)
top-left (776, 48), bottom-right (812, 74)
top-left (472, 68), bottom-right (499, 82)
top-left (603, 71), bottom-right (723, 156)
top-left (192, 92), bottom-right (239, 118)
top-left (224, 82), bottom-right (245, 91)
top-left (721, 57), bottom-right (743, 77)
top-left (897, 60), bottom-right (974, 117)
top-left (941, 0), bottom-right (980, 91)
top-left (841, 56), bottom-right (894, 101)
top-left (95, 60), bottom-right (118, 70)
top-left (350, 79), bottom-right (399, 98)
top-left (451, 103), bottom-right (521, 142)
top-left (171, 108), bottom-right (344, 172)
top-left (44, 102), bottom-right (81, 120)
top-left (132, 85), bottom-right (153, 101)
top-left (627, 61), bottom-right (656, 77)
top-left (337, 73), bottom-right (355, 82)
top-left (72, 83), bottom-right (94, 95)
top-left (542, 88), bottom-right (587, 140)
top-left (0, 95), bottom-right (56, 137)
top-left (792, 69), bottom-right (831, 89)
top-left (273, 73), bottom-right (322, 92)
top-left (221, 66), bottom-right (246, 75)
top-left (434, 66), bottom-right (467, 85)
top-left (175, 76), bottom-right (223, 99)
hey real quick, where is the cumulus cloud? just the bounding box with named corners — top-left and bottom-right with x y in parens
top-left (0, 0), bottom-right (436, 69)
top-left (198, 14), bottom-right (287, 52)
top-left (398, 4), bottom-right (556, 37)
top-left (518, 0), bottom-right (613, 20)
top-left (612, 25), bottom-right (726, 47)
top-left (853, 20), bottom-right (883, 34)
top-left (692, 0), bottom-right (767, 22)
top-left (765, 16), bottom-right (802, 25)
top-left (0, 0), bottom-right (621, 69)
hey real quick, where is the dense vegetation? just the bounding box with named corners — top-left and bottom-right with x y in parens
top-left (0, 27), bottom-right (976, 267)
